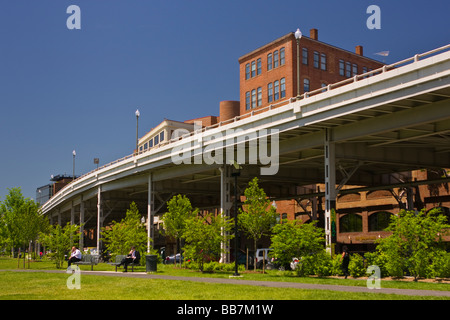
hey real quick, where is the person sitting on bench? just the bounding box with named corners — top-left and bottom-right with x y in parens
top-left (68, 246), bottom-right (82, 268)
top-left (120, 246), bottom-right (140, 272)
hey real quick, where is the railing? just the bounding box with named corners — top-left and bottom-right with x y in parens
top-left (46, 44), bottom-right (450, 203)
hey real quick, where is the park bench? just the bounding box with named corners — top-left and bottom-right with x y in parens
top-left (108, 254), bottom-right (140, 272)
top-left (73, 254), bottom-right (99, 271)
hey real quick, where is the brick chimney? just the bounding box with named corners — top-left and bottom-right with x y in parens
top-left (310, 28), bottom-right (318, 40)
top-left (355, 45), bottom-right (363, 56)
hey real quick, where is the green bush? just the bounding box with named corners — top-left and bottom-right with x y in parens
top-left (364, 251), bottom-right (388, 278)
top-left (331, 253), bottom-right (344, 276)
top-left (201, 262), bottom-right (244, 273)
top-left (348, 253), bottom-right (366, 278)
top-left (427, 250), bottom-right (450, 278)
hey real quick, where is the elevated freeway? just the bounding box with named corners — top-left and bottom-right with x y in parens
top-left (41, 45), bottom-right (450, 255)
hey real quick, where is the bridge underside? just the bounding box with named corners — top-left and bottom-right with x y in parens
top-left (45, 51), bottom-right (450, 256)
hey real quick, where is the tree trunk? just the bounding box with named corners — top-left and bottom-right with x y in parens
top-left (253, 240), bottom-right (257, 271)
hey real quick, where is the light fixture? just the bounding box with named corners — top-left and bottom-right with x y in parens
top-left (295, 28), bottom-right (302, 40)
top-left (135, 109), bottom-right (140, 154)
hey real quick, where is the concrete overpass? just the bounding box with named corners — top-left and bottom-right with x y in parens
top-left (41, 44), bottom-right (450, 256)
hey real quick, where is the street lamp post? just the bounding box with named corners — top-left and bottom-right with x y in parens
top-left (72, 150), bottom-right (76, 181)
top-left (135, 109), bottom-right (140, 154)
top-left (295, 28), bottom-right (302, 98)
top-left (231, 161), bottom-right (242, 277)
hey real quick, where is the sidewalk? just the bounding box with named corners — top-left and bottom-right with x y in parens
top-left (4, 268), bottom-right (450, 298)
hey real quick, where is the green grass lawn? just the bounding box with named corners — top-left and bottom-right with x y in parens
top-left (1, 257), bottom-right (449, 300)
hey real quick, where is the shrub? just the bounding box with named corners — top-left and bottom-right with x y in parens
top-left (348, 253), bottom-right (366, 278)
top-left (427, 250), bottom-right (450, 278)
top-left (364, 251), bottom-right (388, 278)
top-left (331, 253), bottom-right (344, 276)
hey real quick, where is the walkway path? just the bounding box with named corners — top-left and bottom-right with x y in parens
top-left (4, 269), bottom-right (450, 298)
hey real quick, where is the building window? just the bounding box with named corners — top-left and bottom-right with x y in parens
top-left (339, 60), bottom-right (345, 76)
top-left (369, 211), bottom-right (393, 232)
top-left (144, 142), bottom-right (148, 150)
top-left (257, 87), bottom-right (262, 106)
top-left (274, 80), bottom-right (279, 100)
top-left (257, 58), bottom-right (262, 75)
top-left (302, 48), bottom-right (308, 65)
top-left (339, 213), bottom-right (363, 233)
top-left (251, 89), bottom-right (256, 109)
top-left (267, 53), bottom-right (272, 71)
top-left (320, 53), bottom-right (327, 71)
top-left (280, 78), bottom-right (286, 98)
top-left (245, 63), bottom-right (250, 80)
top-left (160, 131), bottom-right (164, 142)
top-left (245, 91), bottom-right (250, 110)
top-left (313, 51), bottom-right (319, 68)
top-left (273, 50), bottom-right (279, 68)
top-left (149, 139), bottom-right (153, 148)
top-left (268, 83), bottom-right (273, 103)
top-left (352, 64), bottom-right (358, 76)
top-left (345, 62), bottom-right (351, 78)
top-left (280, 47), bottom-right (285, 65)
top-left (303, 78), bottom-right (310, 92)
top-left (154, 134), bottom-right (159, 146)
top-left (251, 61), bottom-right (256, 77)
top-left (362, 67), bottom-right (368, 77)
top-left (321, 82), bottom-right (327, 92)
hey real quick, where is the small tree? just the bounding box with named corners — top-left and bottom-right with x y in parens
top-left (0, 187), bottom-right (49, 263)
top-left (270, 219), bottom-right (324, 272)
top-left (376, 208), bottom-right (449, 280)
top-left (162, 194), bottom-right (197, 266)
top-left (102, 202), bottom-right (149, 261)
top-left (39, 223), bottom-right (81, 268)
top-left (184, 212), bottom-right (233, 272)
top-left (238, 177), bottom-right (277, 270)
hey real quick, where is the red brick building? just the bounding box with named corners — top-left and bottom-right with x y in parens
top-left (238, 28), bottom-right (384, 116)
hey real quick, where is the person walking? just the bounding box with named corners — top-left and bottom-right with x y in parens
top-left (341, 245), bottom-right (350, 279)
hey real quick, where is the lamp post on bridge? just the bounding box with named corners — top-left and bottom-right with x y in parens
top-left (295, 28), bottom-right (302, 98)
top-left (72, 150), bottom-right (76, 181)
top-left (135, 109), bottom-right (140, 154)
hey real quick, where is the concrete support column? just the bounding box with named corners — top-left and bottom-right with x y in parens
top-left (70, 203), bottom-right (75, 225)
top-left (147, 174), bottom-right (154, 253)
top-left (97, 186), bottom-right (102, 254)
top-left (79, 198), bottom-right (85, 250)
top-left (324, 129), bottom-right (336, 254)
top-left (57, 209), bottom-right (61, 226)
top-left (219, 165), bottom-right (232, 263)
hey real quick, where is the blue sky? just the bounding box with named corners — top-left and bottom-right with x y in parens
top-left (0, 0), bottom-right (449, 201)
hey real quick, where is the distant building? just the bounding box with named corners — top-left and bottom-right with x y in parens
top-left (238, 28), bottom-right (384, 116)
top-left (137, 116), bottom-right (220, 153)
top-left (36, 174), bottom-right (76, 206)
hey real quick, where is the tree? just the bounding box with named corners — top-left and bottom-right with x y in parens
top-left (162, 194), bottom-right (197, 266)
top-left (184, 212), bottom-right (233, 271)
top-left (39, 223), bottom-right (81, 268)
top-left (238, 177), bottom-right (277, 270)
top-left (270, 219), bottom-right (324, 272)
top-left (376, 208), bottom-right (450, 281)
top-left (102, 202), bottom-right (149, 261)
top-left (0, 187), bottom-right (49, 261)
